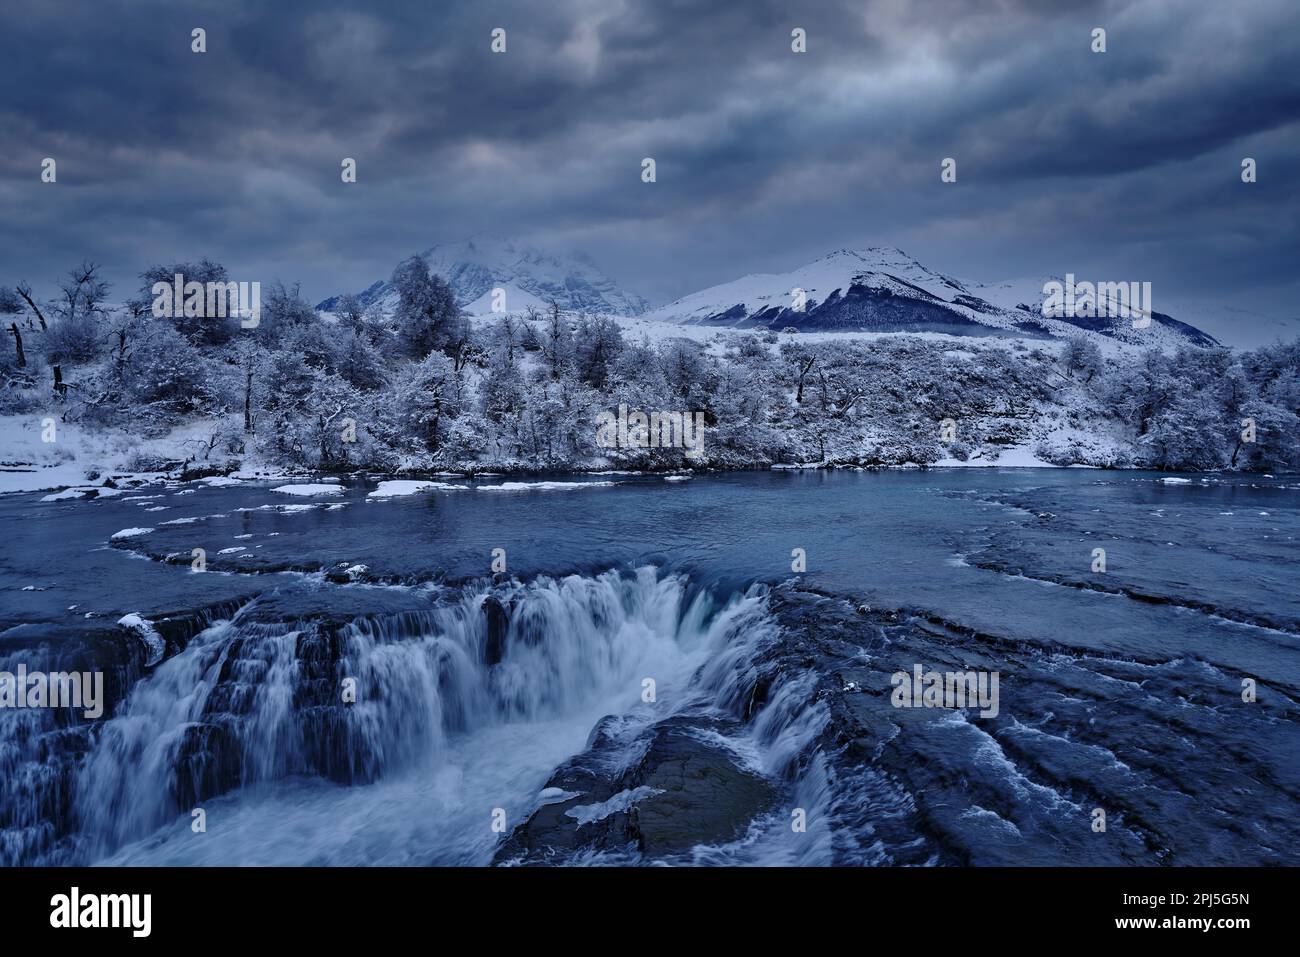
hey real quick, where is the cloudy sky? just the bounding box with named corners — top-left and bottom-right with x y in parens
top-left (2, 0), bottom-right (1297, 331)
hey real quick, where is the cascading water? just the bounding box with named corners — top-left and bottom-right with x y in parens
top-left (3, 567), bottom-right (828, 866)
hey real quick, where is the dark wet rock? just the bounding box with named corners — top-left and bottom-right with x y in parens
top-left (497, 579), bottom-right (1300, 867)
top-left (0, 617), bottom-right (184, 864)
top-left (621, 721), bottom-right (775, 854)
top-left (175, 463), bottom-right (229, 482)
top-left (771, 585), bottom-right (1300, 866)
top-left (174, 722), bottom-right (242, 809)
top-left (481, 596), bottom-right (509, 666)
top-left (168, 616), bottom-right (378, 792)
top-left (148, 596), bottom-right (252, 663)
top-left (237, 587), bottom-right (435, 627)
top-left (741, 673), bottom-right (771, 720)
top-left (495, 716), bottom-right (776, 864)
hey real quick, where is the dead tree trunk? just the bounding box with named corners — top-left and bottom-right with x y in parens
top-left (318, 414), bottom-right (328, 464)
top-left (16, 285), bottom-right (47, 331)
top-left (796, 356), bottom-right (815, 404)
top-left (8, 323), bottom-right (24, 367)
top-left (52, 364), bottom-right (66, 396)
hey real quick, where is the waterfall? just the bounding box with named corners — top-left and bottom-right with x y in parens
top-left (1, 567), bottom-right (812, 865)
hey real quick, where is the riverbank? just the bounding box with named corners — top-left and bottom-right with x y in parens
top-left (3, 429), bottom-right (1286, 499)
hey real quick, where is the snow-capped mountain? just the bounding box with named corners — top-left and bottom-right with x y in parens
top-left (318, 237), bottom-right (649, 318)
top-left (644, 247), bottom-right (1219, 348)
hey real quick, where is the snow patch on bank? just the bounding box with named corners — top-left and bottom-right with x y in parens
top-left (117, 613), bottom-right (166, 667)
top-left (110, 527), bottom-right (153, 540)
top-left (271, 484), bottom-right (345, 497)
top-left (40, 486), bottom-right (127, 502)
top-left (565, 787), bottom-right (665, 827)
top-left (475, 481), bottom-right (619, 492)
top-left (367, 480), bottom-right (468, 499)
top-left (932, 445), bottom-right (1056, 468)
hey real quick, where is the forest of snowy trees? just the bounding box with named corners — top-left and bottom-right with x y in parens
top-left (3, 256), bottom-right (1299, 478)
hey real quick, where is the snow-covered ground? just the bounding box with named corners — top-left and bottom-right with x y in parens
top-left (606, 312), bottom-right (1094, 358)
top-left (0, 412), bottom-right (317, 495)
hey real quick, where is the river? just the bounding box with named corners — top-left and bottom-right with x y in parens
top-left (1, 468), bottom-right (1296, 865)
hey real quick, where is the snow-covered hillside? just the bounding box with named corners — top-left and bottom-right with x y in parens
top-left (318, 237), bottom-right (648, 318)
top-left (644, 247), bottom-right (1220, 349)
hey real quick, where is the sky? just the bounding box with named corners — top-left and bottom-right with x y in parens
top-left (2, 0), bottom-right (1298, 336)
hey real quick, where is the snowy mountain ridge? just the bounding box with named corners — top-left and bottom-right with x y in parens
top-left (319, 240), bottom-right (1256, 349)
top-left (644, 246), bottom-right (1221, 349)
top-left (318, 237), bottom-right (649, 318)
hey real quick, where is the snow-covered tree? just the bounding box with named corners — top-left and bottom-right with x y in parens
top-left (536, 301), bottom-right (575, 383)
top-left (332, 328), bottom-right (387, 392)
top-left (132, 259), bottom-right (237, 346)
top-left (334, 294), bottom-right (366, 335)
top-left (574, 315), bottom-right (624, 389)
top-left (385, 352), bottom-right (463, 457)
top-left (43, 262), bottom-right (110, 365)
top-left (1061, 334), bottom-right (1102, 382)
top-left (1139, 392), bottom-right (1230, 470)
top-left (657, 338), bottom-right (709, 405)
top-left (391, 255), bottom-right (467, 362)
top-left (257, 281), bottom-right (318, 345)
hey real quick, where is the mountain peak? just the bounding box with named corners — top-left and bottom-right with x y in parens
top-left (643, 246), bottom-right (1217, 348)
top-left (818, 245), bottom-right (908, 262)
top-left (318, 239), bottom-right (648, 317)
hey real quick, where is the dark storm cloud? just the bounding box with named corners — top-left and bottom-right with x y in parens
top-left (0, 0), bottom-right (1296, 320)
